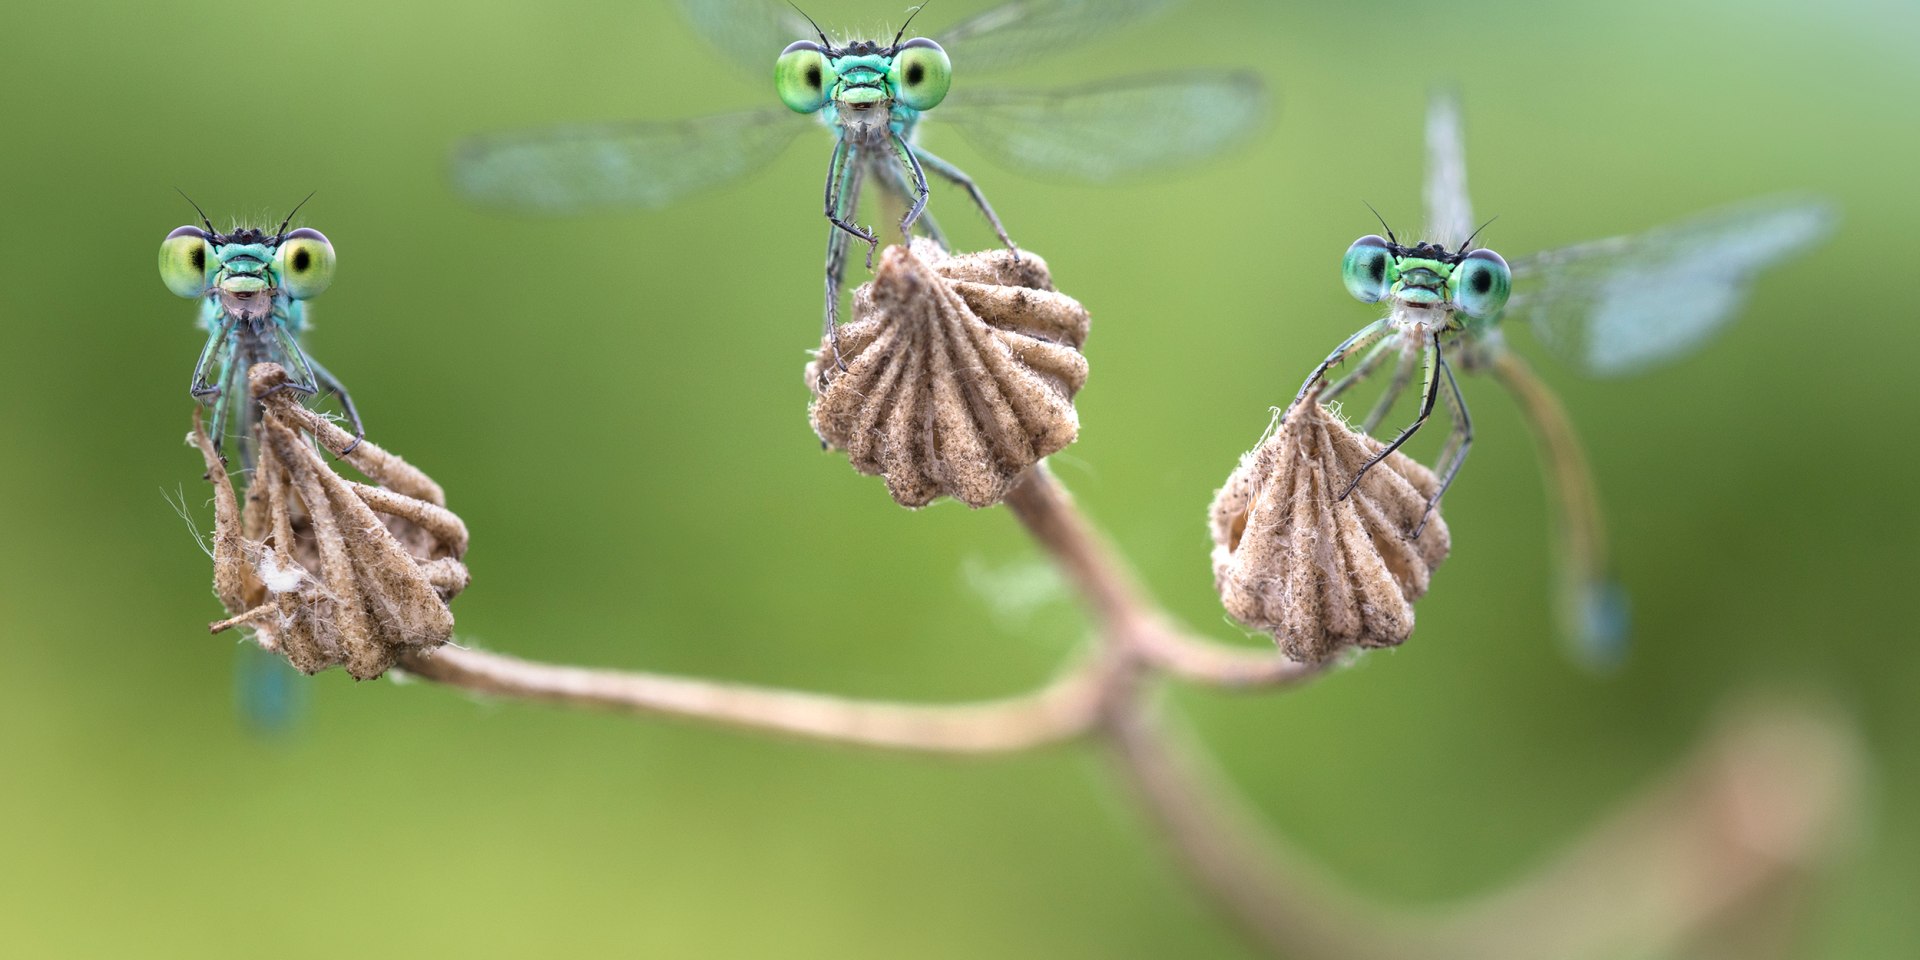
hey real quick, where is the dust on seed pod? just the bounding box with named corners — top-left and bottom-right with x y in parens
top-left (190, 363), bottom-right (470, 680)
top-left (808, 240), bottom-right (1091, 509)
top-left (1209, 397), bottom-right (1450, 662)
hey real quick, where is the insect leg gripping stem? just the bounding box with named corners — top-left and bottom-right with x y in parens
top-left (1339, 331), bottom-right (1441, 501)
top-left (913, 145), bottom-right (1018, 258)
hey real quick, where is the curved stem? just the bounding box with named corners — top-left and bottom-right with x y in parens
top-left (1104, 688), bottom-right (1856, 960)
top-left (1001, 467), bottom-right (1161, 638)
top-left (369, 460), bottom-right (1850, 960)
top-left (204, 287), bottom-right (1852, 959)
top-left (1103, 701), bottom-right (1407, 960)
top-left (1425, 701), bottom-right (1858, 960)
top-left (1134, 628), bottom-right (1326, 689)
top-left (1003, 467), bottom-right (1321, 690)
top-left (1004, 464), bottom-right (1855, 960)
top-left (397, 645), bottom-right (1112, 755)
top-left (272, 419), bottom-right (1850, 959)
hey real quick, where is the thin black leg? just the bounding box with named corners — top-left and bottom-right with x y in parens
top-left (1320, 338), bottom-right (1392, 405)
top-left (820, 145), bottom-right (871, 378)
top-left (888, 131), bottom-right (931, 241)
top-left (191, 318), bottom-right (235, 457)
top-left (1362, 341), bottom-right (1421, 435)
top-left (207, 345), bottom-right (240, 462)
top-left (822, 139), bottom-right (876, 267)
top-left (1339, 331), bottom-right (1441, 501)
top-left (308, 356), bottom-right (365, 456)
top-left (1282, 318), bottom-right (1392, 427)
top-left (1411, 351), bottom-right (1472, 538)
top-left (873, 159), bottom-right (948, 249)
top-left (911, 145), bottom-right (1017, 256)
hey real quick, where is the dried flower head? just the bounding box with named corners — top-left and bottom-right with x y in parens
top-left (190, 364), bottom-right (469, 680)
top-left (1209, 397), bottom-right (1450, 662)
top-left (807, 240), bottom-right (1091, 508)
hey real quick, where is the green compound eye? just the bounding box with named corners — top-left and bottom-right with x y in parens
top-left (276, 227), bottom-right (336, 300)
top-left (1341, 234), bottom-right (1392, 303)
top-left (889, 38), bottom-right (950, 110)
top-left (159, 225), bottom-right (215, 298)
top-left (1451, 247), bottom-right (1511, 319)
top-left (775, 40), bottom-right (832, 113)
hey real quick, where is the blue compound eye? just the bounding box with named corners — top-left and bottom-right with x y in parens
top-left (159, 225), bottom-right (215, 298)
top-left (888, 38), bottom-right (951, 110)
top-left (776, 41), bottom-right (833, 113)
top-left (1451, 247), bottom-right (1510, 319)
top-left (275, 227), bottom-right (336, 300)
top-left (1342, 235), bottom-right (1392, 303)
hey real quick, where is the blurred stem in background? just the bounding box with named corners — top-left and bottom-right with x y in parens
top-left (395, 466), bottom-right (1856, 960)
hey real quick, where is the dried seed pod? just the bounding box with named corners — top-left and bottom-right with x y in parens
top-left (1209, 398), bottom-right (1450, 662)
top-left (191, 363), bottom-right (470, 680)
top-left (807, 240), bottom-right (1091, 508)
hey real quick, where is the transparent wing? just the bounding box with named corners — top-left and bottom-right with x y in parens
top-left (935, 0), bottom-right (1179, 72)
top-left (936, 70), bottom-right (1267, 182)
top-left (450, 108), bottom-right (811, 214)
top-left (672, 0), bottom-right (816, 74)
top-left (1510, 197), bottom-right (1836, 377)
top-left (1424, 90), bottom-right (1473, 249)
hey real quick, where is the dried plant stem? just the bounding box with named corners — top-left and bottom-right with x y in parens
top-left (1006, 467), bottom-right (1854, 960)
top-left (999, 468), bottom-right (1161, 639)
top-left (1425, 702), bottom-right (1857, 960)
top-left (1104, 704), bottom-right (1404, 960)
top-left (1107, 688), bottom-right (1854, 960)
top-left (397, 645), bottom-right (1114, 754)
top-left (1009, 468), bottom-right (1404, 959)
top-left (1001, 469), bottom-right (1322, 690)
top-left (1137, 633), bottom-right (1330, 688)
top-left (390, 462), bottom-right (1848, 959)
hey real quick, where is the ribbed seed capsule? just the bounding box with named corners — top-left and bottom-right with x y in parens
top-left (808, 241), bottom-right (1091, 509)
top-left (193, 363), bottom-right (469, 680)
top-left (1209, 397), bottom-right (1450, 661)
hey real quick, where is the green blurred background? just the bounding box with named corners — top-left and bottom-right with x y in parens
top-left (1, 0), bottom-right (1913, 955)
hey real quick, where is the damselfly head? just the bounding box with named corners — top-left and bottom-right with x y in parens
top-left (158, 221), bottom-right (335, 304)
top-left (208, 239), bottom-right (279, 321)
top-left (1340, 233), bottom-right (1510, 321)
top-left (157, 224), bottom-right (281, 313)
top-left (775, 32), bottom-right (950, 116)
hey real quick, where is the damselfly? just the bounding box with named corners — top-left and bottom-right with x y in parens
top-left (159, 196), bottom-right (362, 466)
top-left (452, 0), bottom-right (1265, 356)
top-left (161, 196), bottom-right (358, 734)
top-left (1290, 93), bottom-right (1833, 664)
